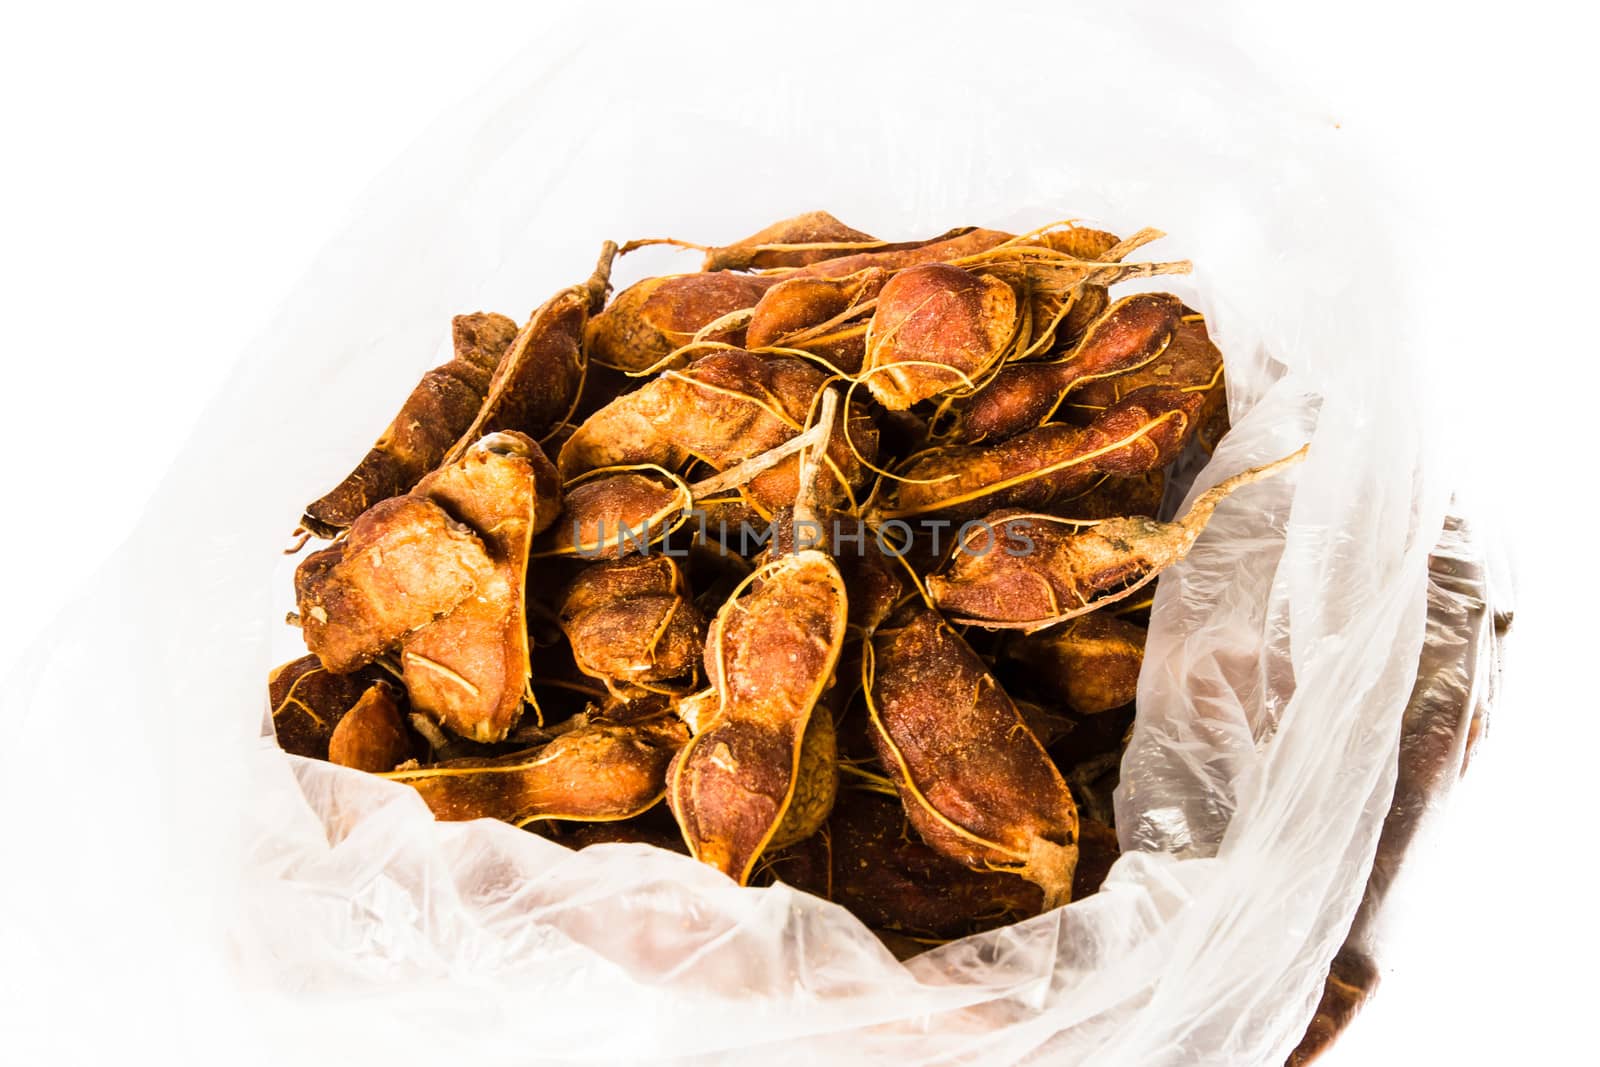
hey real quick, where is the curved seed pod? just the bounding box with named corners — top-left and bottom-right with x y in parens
top-left (267, 654), bottom-right (392, 758)
top-left (760, 510), bottom-right (905, 636)
top-left (786, 228), bottom-right (1016, 280)
top-left (1039, 227), bottom-right (1121, 344)
top-left (400, 433), bottom-right (562, 742)
top-left (745, 268), bottom-right (888, 375)
top-left (557, 350), bottom-right (875, 509)
top-left (294, 496), bottom-right (496, 673)
top-left (698, 211), bottom-right (884, 271)
top-left (384, 713), bottom-right (690, 825)
top-left (927, 447), bottom-right (1309, 627)
top-left (766, 789), bottom-right (1044, 938)
top-left (532, 468), bottom-right (690, 560)
top-left (666, 550), bottom-right (848, 884)
top-left (558, 556), bottom-right (707, 695)
top-left (326, 681), bottom-right (418, 772)
top-left (873, 386), bottom-right (1204, 522)
top-left (865, 607), bottom-right (1080, 908)
top-left (1005, 614), bottom-right (1146, 714)
top-left (299, 312), bottom-right (517, 537)
top-left (1066, 312), bottom-right (1224, 429)
top-left (938, 292), bottom-right (1187, 443)
top-left (584, 272), bottom-right (778, 374)
top-left (861, 263), bottom-right (1019, 410)
top-left (441, 244), bottom-right (616, 463)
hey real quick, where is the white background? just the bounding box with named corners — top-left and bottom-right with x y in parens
top-left (0, 1), bottom-right (1592, 1063)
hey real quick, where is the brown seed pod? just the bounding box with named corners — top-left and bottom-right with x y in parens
top-left (1052, 470), bottom-right (1168, 521)
top-left (936, 292), bottom-right (1187, 443)
top-left (584, 272), bottom-right (778, 374)
top-left (744, 268), bottom-right (888, 375)
top-left (399, 433), bottom-right (563, 742)
top-left (765, 789), bottom-right (1044, 939)
top-left (326, 681), bottom-right (418, 772)
top-left (299, 312), bottom-right (517, 538)
top-left (666, 550), bottom-right (848, 884)
top-left (865, 607), bottom-right (1080, 908)
top-left (440, 244), bottom-right (617, 463)
top-left (558, 555), bottom-right (707, 696)
top-left (1038, 227), bottom-right (1122, 345)
top-left (1005, 614), bottom-right (1147, 714)
top-left (557, 350), bottom-right (876, 510)
top-left (861, 263), bottom-right (1019, 411)
top-left (695, 211), bottom-right (885, 271)
top-left (267, 654), bottom-right (392, 758)
top-left (927, 447), bottom-right (1309, 628)
top-left (1065, 311), bottom-right (1225, 443)
top-left (872, 385), bottom-right (1205, 522)
top-left (294, 495), bottom-right (497, 673)
top-left (384, 712), bottom-right (690, 825)
top-left (784, 228), bottom-right (1016, 280)
top-left (532, 467), bottom-right (691, 560)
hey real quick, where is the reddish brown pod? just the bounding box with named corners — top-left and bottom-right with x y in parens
top-left (267, 654), bottom-right (393, 759)
top-left (667, 550), bottom-right (849, 884)
top-left (861, 263), bottom-right (1019, 410)
top-left (937, 292), bottom-right (1187, 443)
top-left (1067, 310), bottom-right (1228, 450)
top-left (399, 433), bottom-right (562, 742)
top-left (558, 350), bottom-right (877, 510)
top-left (585, 272), bottom-right (778, 374)
top-left (872, 386), bottom-right (1204, 522)
top-left (386, 712), bottom-right (690, 825)
top-left (532, 467), bottom-right (691, 560)
top-left (294, 496), bottom-right (497, 673)
top-left (865, 607), bottom-right (1081, 907)
top-left (441, 243), bottom-right (617, 462)
top-left (928, 447), bottom-right (1308, 627)
top-left (785, 227), bottom-right (1016, 280)
top-left (299, 312), bottom-right (518, 538)
top-left (745, 268), bottom-right (887, 375)
top-left (558, 555), bottom-right (707, 697)
top-left (1005, 614), bottom-right (1147, 714)
top-left (326, 681), bottom-right (418, 772)
top-left (694, 211), bottom-right (885, 271)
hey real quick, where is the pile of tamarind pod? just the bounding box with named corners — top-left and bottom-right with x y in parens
top-left (272, 211), bottom-right (1305, 954)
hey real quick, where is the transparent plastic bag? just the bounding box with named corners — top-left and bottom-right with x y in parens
top-left (0, 5), bottom-right (1504, 1064)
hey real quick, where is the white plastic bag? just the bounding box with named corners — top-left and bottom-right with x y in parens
top-left (1, 4), bottom-right (1500, 1064)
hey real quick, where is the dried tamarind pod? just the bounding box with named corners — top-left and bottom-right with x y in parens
top-left (441, 244), bottom-right (616, 462)
top-left (584, 272), bottom-right (778, 374)
top-left (861, 263), bottom-right (1019, 410)
top-left (927, 446), bottom-right (1309, 627)
top-left (666, 550), bottom-right (848, 884)
top-left (745, 268), bottom-right (888, 375)
top-left (784, 228), bottom-right (1016, 280)
top-left (1037, 227), bottom-right (1121, 344)
top-left (765, 789), bottom-right (1044, 938)
top-left (760, 509), bottom-right (906, 636)
top-left (400, 433), bottom-right (562, 742)
top-left (872, 386), bottom-right (1204, 522)
top-left (295, 496), bottom-right (497, 673)
top-left (267, 654), bottom-right (392, 758)
top-left (1004, 614), bottom-right (1146, 714)
top-left (532, 467), bottom-right (691, 559)
top-left (299, 312), bottom-right (518, 537)
top-left (558, 555), bottom-right (707, 696)
top-left (865, 607), bottom-right (1080, 907)
top-left (1065, 311), bottom-right (1225, 441)
top-left (693, 211), bottom-right (885, 271)
top-left (557, 350), bottom-right (876, 509)
top-left (937, 292), bottom-right (1187, 443)
top-left (384, 713), bottom-right (690, 824)
top-left (1051, 470), bottom-right (1167, 521)
top-left (326, 680), bottom-right (418, 772)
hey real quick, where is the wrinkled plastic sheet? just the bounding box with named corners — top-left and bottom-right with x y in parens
top-left (0, 5), bottom-right (1504, 1065)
